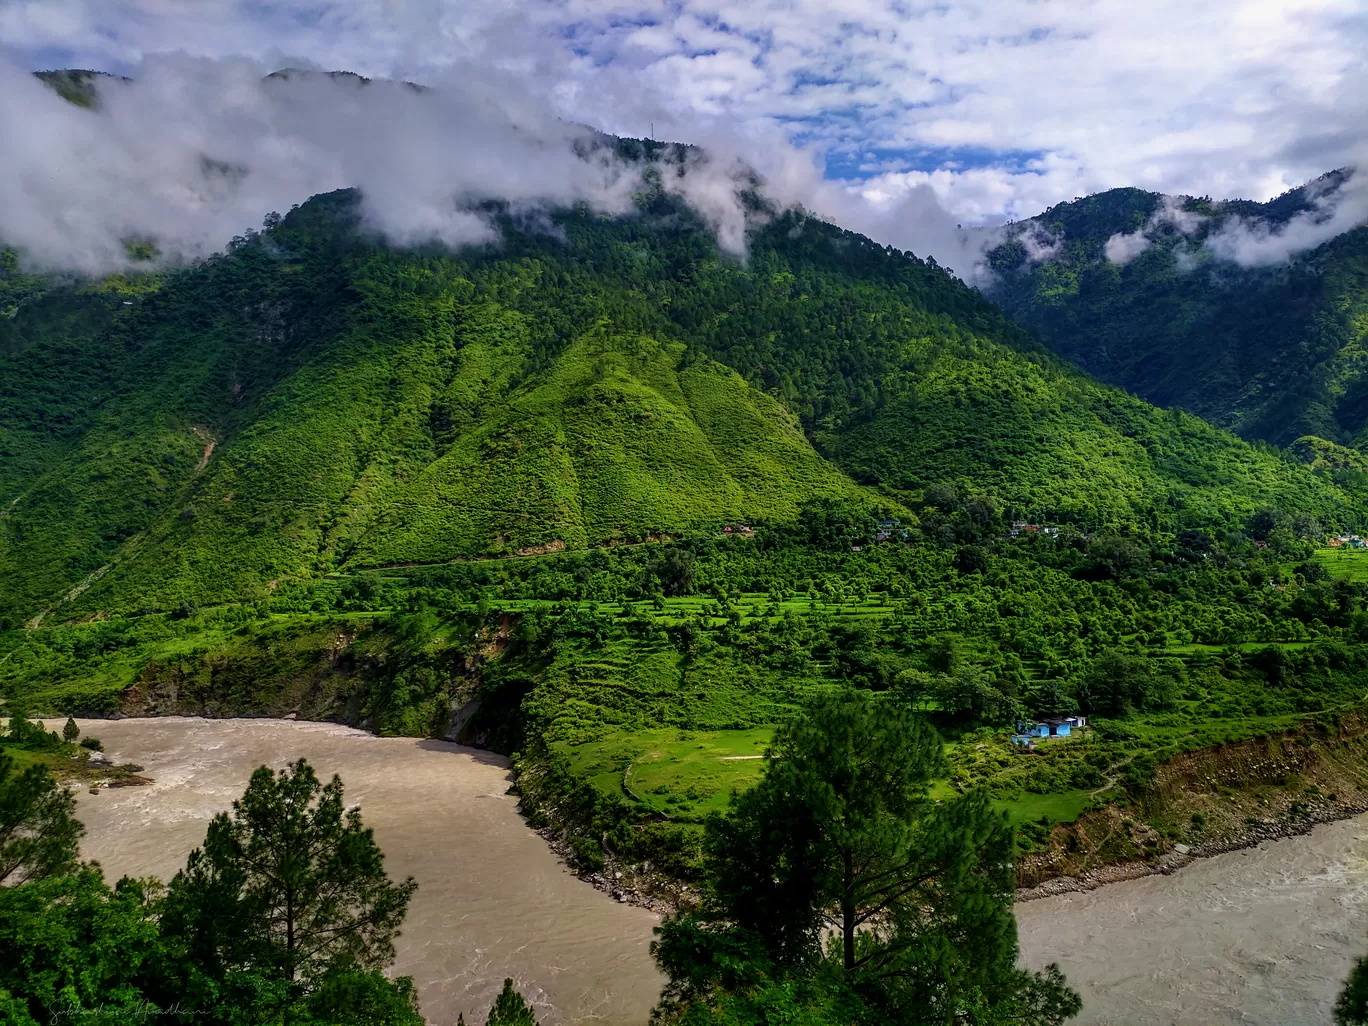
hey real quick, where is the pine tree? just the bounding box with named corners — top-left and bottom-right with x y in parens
top-left (62, 717), bottom-right (80, 744)
top-left (654, 690), bottom-right (1081, 1024)
top-left (486, 978), bottom-right (538, 1026)
top-left (162, 758), bottom-right (416, 987)
top-left (0, 751), bottom-right (84, 885)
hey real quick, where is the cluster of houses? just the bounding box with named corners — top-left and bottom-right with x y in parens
top-left (875, 518), bottom-right (909, 542)
top-left (1009, 521), bottom-right (1061, 540)
top-left (1327, 534), bottom-right (1366, 549)
top-left (721, 523), bottom-right (755, 537)
top-left (851, 519), bottom-right (910, 552)
top-left (1011, 715), bottom-right (1087, 748)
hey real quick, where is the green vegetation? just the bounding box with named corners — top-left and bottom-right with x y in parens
top-left (1316, 546), bottom-right (1368, 582)
top-left (650, 691), bottom-right (1081, 1025)
top-left (484, 979), bottom-right (540, 1026)
top-left (1339, 955), bottom-right (1368, 1025)
top-left (988, 175), bottom-right (1368, 450)
top-left (0, 749), bottom-right (82, 885)
top-left (0, 755), bottom-right (446, 1024)
top-left (3, 185), bottom-right (1361, 629)
top-left (9, 492), bottom-right (1367, 888)
top-left (5, 161), bottom-right (1368, 1021)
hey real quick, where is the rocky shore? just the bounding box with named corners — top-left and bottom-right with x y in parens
top-left (536, 825), bottom-right (680, 915)
top-left (1016, 795), bottom-right (1368, 901)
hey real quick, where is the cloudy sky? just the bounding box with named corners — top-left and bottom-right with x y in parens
top-left (0, 0), bottom-right (1364, 277)
top-left (5, 0), bottom-right (1365, 225)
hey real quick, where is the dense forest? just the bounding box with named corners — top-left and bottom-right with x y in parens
top-left (6, 68), bottom-right (1368, 1024)
top-left (2, 182), bottom-right (1362, 630)
top-left (988, 172), bottom-right (1368, 449)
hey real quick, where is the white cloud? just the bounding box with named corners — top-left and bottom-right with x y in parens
top-left (1103, 196), bottom-right (1207, 266)
top-left (4, 0), bottom-right (1365, 228)
top-left (0, 51), bottom-right (998, 278)
top-left (0, 56), bottom-right (653, 273)
top-left (0, 0), bottom-right (1365, 274)
top-left (1206, 165), bottom-right (1368, 266)
top-left (1104, 231), bottom-right (1151, 266)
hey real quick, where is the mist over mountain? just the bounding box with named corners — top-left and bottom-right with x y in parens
top-left (0, 58), bottom-right (993, 279)
top-left (3, 62), bottom-right (1368, 626)
top-left (988, 173), bottom-right (1368, 449)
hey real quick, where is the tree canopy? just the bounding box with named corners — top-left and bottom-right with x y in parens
top-left (0, 750), bottom-right (83, 886)
top-left (0, 758), bottom-right (426, 1026)
top-left (162, 758), bottom-right (418, 989)
top-left (652, 691), bottom-right (1081, 1025)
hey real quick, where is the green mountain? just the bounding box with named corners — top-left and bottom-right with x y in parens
top-left (1, 181), bottom-right (1362, 628)
top-left (987, 173), bottom-right (1368, 448)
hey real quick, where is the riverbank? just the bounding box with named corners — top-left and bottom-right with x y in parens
top-left (52, 690), bottom-right (1368, 917)
top-left (515, 709), bottom-right (1368, 913)
top-left (1018, 794), bottom-right (1368, 900)
top-left (69, 717), bottom-right (664, 1026)
top-left (54, 703), bottom-right (1368, 1026)
top-left (1017, 710), bottom-right (1368, 896)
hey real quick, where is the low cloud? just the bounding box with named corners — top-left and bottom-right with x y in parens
top-left (0, 56), bottom-right (662, 274)
top-left (1016, 222), bottom-right (1063, 264)
top-left (1103, 197), bottom-right (1206, 266)
top-left (4, 49), bottom-right (1358, 287)
top-left (1104, 231), bottom-right (1151, 265)
top-left (1205, 167), bottom-right (1368, 267)
top-left (0, 53), bottom-right (1000, 281)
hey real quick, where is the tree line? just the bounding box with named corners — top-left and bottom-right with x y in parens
top-left (9, 693), bottom-right (1368, 1024)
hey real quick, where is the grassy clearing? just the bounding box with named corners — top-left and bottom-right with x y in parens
top-left (1314, 547), bottom-right (1368, 582)
top-left (553, 726), bottom-right (775, 821)
top-left (993, 789), bottom-right (1095, 825)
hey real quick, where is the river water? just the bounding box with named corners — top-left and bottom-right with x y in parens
top-left (1016, 816), bottom-right (1368, 1025)
top-left (72, 718), bottom-right (663, 1026)
top-left (72, 718), bottom-right (1368, 1025)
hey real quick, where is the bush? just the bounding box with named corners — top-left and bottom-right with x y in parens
top-left (568, 835), bottom-right (604, 873)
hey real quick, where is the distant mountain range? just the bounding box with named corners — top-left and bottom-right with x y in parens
top-left (987, 172), bottom-right (1368, 451)
top-left (1, 71), bottom-right (1365, 627)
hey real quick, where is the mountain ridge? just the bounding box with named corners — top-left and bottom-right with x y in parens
top-left (2, 184), bottom-right (1362, 626)
top-left (988, 173), bottom-right (1368, 449)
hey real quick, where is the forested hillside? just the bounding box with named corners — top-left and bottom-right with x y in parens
top-left (2, 181), bottom-right (1363, 627)
top-left (988, 173), bottom-right (1368, 449)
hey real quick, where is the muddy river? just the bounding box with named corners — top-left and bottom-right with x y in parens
top-left (73, 717), bottom-right (1368, 1025)
top-left (73, 718), bottom-right (663, 1026)
top-left (1016, 815), bottom-right (1368, 1025)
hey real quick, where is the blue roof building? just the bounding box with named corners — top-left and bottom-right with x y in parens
top-left (1012, 715), bottom-right (1086, 746)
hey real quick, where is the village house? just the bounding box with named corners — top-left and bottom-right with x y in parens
top-left (1011, 715), bottom-right (1087, 746)
top-left (1009, 521), bottom-right (1061, 540)
top-left (875, 518), bottom-right (905, 543)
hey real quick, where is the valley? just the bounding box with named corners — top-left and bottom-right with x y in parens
top-left (2, 63), bottom-right (1367, 1023)
top-left (65, 715), bottom-right (1368, 1026)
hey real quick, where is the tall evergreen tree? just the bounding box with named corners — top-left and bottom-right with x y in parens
top-left (653, 691), bottom-right (1080, 1025)
top-left (1337, 956), bottom-right (1368, 1025)
top-left (486, 978), bottom-right (539, 1026)
top-left (0, 752), bottom-right (84, 885)
top-left (162, 758), bottom-right (417, 989)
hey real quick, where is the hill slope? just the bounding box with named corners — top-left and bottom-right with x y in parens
top-left (1, 186), bottom-right (1362, 625)
top-left (987, 174), bottom-right (1368, 448)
